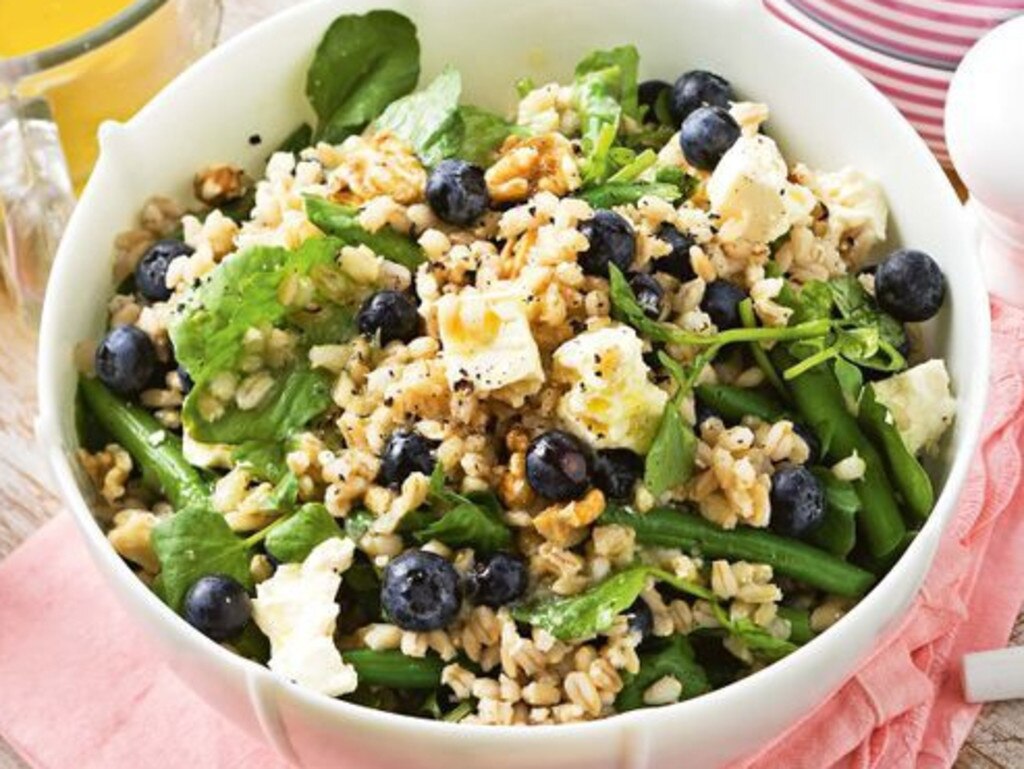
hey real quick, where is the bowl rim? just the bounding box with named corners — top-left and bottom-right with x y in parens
top-left (36, 0), bottom-right (991, 745)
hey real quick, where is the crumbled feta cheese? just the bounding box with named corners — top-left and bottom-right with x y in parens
top-left (252, 537), bottom-right (358, 697)
top-left (707, 135), bottom-right (814, 244)
top-left (552, 325), bottom-right (668, 452)
top-left (805, 166), bottom-right (887, 246)
top-left (870, 360), bottom-right (956, 455)
top-left (437, 283), bottom-right (545, 405)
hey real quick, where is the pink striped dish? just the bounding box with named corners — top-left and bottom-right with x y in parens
top-left (764, 0), bottom-right (1024, 165)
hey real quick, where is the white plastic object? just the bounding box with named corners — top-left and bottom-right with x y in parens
top-left (963, 647), bottom-right (1024, 703)
top-left (946, 15), bottom-right (1024, 307)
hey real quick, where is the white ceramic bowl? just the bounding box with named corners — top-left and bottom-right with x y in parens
top-left (36, 1), bottom-right (989, 766)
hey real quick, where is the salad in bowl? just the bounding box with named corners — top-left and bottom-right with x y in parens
top-left (74, 9), bottom-right (956, 727)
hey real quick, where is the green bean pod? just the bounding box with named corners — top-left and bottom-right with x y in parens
top-left (694, 383), bottom-right (787, 424)
top-left (771, 349), bottom-right (906, 559)
top-left (79, 378), bottom-right (207, 509)
top-left (600, 506), bottom-right (876, 597)
top-left (808, 468), bottom-right (859, 558)
top-left (858, 385), bottom-right (934, 521)
top-left (777, 606), bottom-right (814, 645)
top-left (344, 649), bottom-right (444, 689)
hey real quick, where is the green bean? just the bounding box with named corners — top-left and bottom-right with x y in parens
top-left (808, 468), bottom-right (859, 558)
top-left (777, 606), bottom-right (814, 644)
top-left (305, 196), bottom-right (424, 269)
top-left (771, 349), bottom-right (906, 559)
top-left (738, 298), bottom-right (789, 399)
top-left (79, 378), bottom-right (207, 509)
top-left (694, 383), bottom-right (787, 424)
top-left (600, 506), bottom-right (876, 597)
top-left (858, 385), bottom-right (934, 521)
top-left (344, 649), bottom-right (444, 689)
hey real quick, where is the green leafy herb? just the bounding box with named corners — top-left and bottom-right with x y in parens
top-left (344, 508), bottom-right (375, 542)
top-left (572, 46), bottom-right (640, 183)
top-left (453, 105), bottom-right (518, 165)
top-left (574, 46), bottom-right (640, 118)
top-left (229, 622), bottom-right (271, 663)
top-left (577, 181), bottom-right (684, 209)
top-left (264, 503), bottom-right (341, 563)
top-left (152, 504), bottom-right (253, 612)
top-left (413, 501), bottom-right (511, 553)
top-left (654, 166), bottom-right (699, 198)
top-left (724, 616), bottom-right (798, 661)
top-left (808, 468), bottom-right (859, 558)
top-left (512, 566), bottom-right (653, 641)
top-left (375, 66), bottom-right (463, 167)
top-left (644, 401), bottom-right (697, 497)
top-left (306, 10), bottom-right (420, 142)
top-left (276, 123), bottom-right (313, 155)
top-left (231, 441), bottom-right (289, 484)
top-left (616, 636), bottom-right (710, 711)
top-left (305, 196), bottom-right (425, 269)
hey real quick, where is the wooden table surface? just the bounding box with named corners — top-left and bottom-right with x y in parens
top-left (1, 1), bottom-right (1021, 766)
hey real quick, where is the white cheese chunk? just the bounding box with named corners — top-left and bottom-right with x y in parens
top-left (708, 135), bottom-right (814, 244)
top-left (552, 325), bottom-right (668, 453)
top-left (437, 283), bottom-right (545, 405)
top-left (252, 537), bottom-right (358, 697)
top-left (806, 166), bottom-right (887, 246)
top-left (870, 359), bottom-right (956, 456)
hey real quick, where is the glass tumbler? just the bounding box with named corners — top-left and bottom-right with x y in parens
top-left (0, 0), bottom-right (223, 322)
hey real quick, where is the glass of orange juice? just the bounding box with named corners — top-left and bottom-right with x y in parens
top-left (0, 0), bottom-right (222, 321)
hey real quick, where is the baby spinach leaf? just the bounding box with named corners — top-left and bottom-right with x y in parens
top-left (413, 495), bottom-right (512, 553)
top-left (265, 503), bottom-right (342, 563)
top-left (305, 196), bottom-right (425, 268)
top-left (232, 440), bottom-right (289, 484)
top-left (454, 105), bottom-right (518, 165)
top-left (511, 566), bottom-right (652, 641)
top-left (375, 66), bottom-right (463, 167)
top-left (306, 10), bottom-right (420, 143)
top-left (152, 503), bottom-right (253, 612)
top-left (616, 636), bottom-right (710, 711)
top-left (578, 181), bottom-right (684, 209)
top-left (644, 401), bottom-right (697, 497)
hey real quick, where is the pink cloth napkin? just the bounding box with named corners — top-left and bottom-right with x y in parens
top-left (1, 301), bottom-right (1023, 769)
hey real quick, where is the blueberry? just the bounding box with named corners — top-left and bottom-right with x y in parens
top-left (381, 550), bottom-right (462, 631)
top-left (94, 325), bottom-right (158, 397)
top-left (425, 159), bottom-right (490, 226)
top-left (624, 597), bottom-right (654, 639)
top-left (792, 423), bottom-right (821, 465)
top-left (177, 366), bottom-right (193, 395)
top-left (669, 70), bottom-right (734, 125)
top-left (593, 448), bottom-right (643, 501)
top-left (465, 552), bottom-right (528, 608)
top-left (638, 79), bottom-right (671, 123)
top-left (679, 106), bottom-right (741, 171)
top-left (526, 430), bottom-right (591, 501)
top-left (578, 211), bottom-right (636, 277)
top-left (135, 240), bottom-right (193, 302)
top-left (769, 464), bottom-right (826, 538)
top-left (874, 249), bottom-right (946, 322)
top-left (700, 280), bottom-right (747, 330)
top-left (652, 224), bottom-right (697, 282)
top-left (183, 574), bottom-right (251, 642)
top-left (357, 290), bottom-right (420, 346)
top-left (378, 429), bottom-right (436, 489)
top-left (628, 273), bottom-right (664, 319)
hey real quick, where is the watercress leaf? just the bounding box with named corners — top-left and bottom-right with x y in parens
top-left (265, 503), bottom-right (342, 563)
top-left (808, 468), bottom-right (859, 558)
top-left (344, 508), bottom-right (375, 542)
top-left (786, 280), bottom-right (834, 325)
top-left (512, 566), bottom-right (651, 641)
top-left (305, 196), bottom-right (425, 269)
top-left (267, 472), bottom-right (301, 513)
top-left (375, 66), bottom-right (463, 167)
top-left (413, 494), bottom-right (512, 553)
top-left (727, 617), bottom-right (799, 661)
top-left (232, 441), bottom-right (289, 484)
top-left (616, 636), bottom-right (710, 711)
top-left (644, 402), bottom-right (697, 497)
top-left (182, 363), bottom-right (333, 444)
top-left (574, 45), bottom-right (640, 119)
top-left (453, 105), bottom-right (518, 165)
top-left (307, 10), bottom-right (420, 143)
top-left (578, 181), bottom-right (683, 209)
top-left (826, 275), bottom-right (907, 369)
top-left (151, 503), bottom-right (253, 612)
